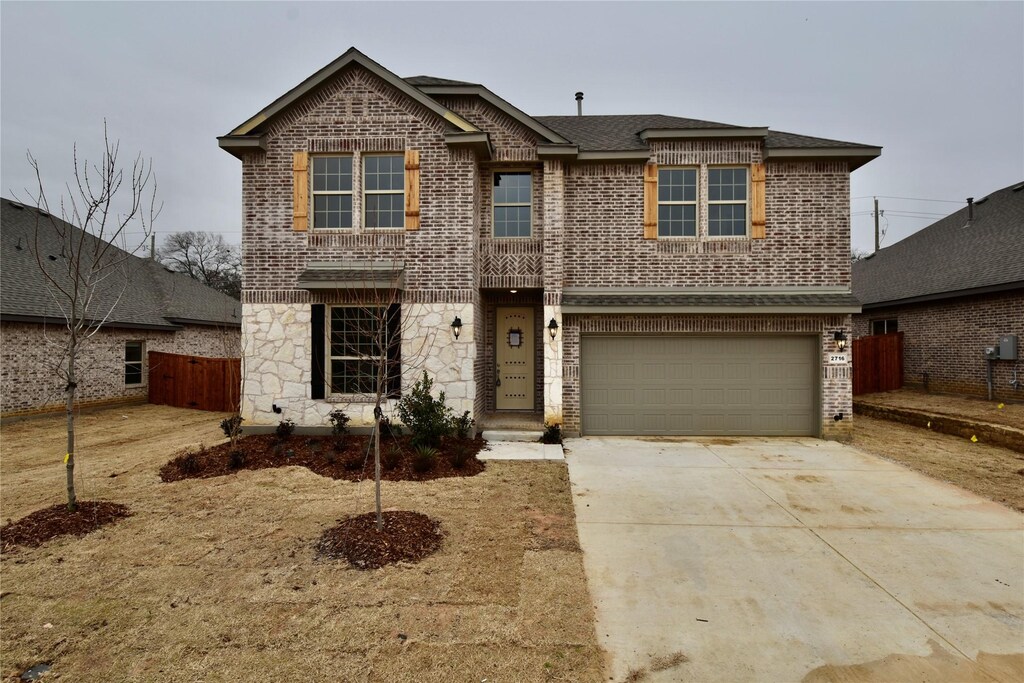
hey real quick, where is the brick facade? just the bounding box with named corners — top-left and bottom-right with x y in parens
top-left (231, 59), bottom-right (858, 438)
top-left (853, 290), bottom-right (1024, 401)
top-left (0, 322), bottom-right (240, 416)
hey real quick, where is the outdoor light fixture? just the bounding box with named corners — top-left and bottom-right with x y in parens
top-left (548, 317), bottom-right (560, 340)
top-left (833, 330), bottom-right (848, 350)
top-left (451, 316), bottom-right (463, 340)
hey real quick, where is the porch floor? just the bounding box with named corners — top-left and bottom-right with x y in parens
top-left (478, 411), bottom-right (544, 431)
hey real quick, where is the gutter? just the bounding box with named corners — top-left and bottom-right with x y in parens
top-left (858, 280), bottom-right (1024, 310)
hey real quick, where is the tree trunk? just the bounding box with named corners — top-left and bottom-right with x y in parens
top-left (374, 408), bottom-right (382, 531)
top-left (65, 339), bottom-right (78, 511)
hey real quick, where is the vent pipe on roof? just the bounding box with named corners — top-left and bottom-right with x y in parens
top-left (575, 91), bottom-right (584, 117)
top-left (966, 197), bottom-right (974, 226)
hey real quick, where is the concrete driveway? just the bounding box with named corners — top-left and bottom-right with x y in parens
top-left (566, 437), bottom-right (1024, 683)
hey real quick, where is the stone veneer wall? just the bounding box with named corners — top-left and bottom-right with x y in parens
top-left (560, 314), bottom-right (853, 441)
top-left (852, 290), bottom-right (1024, 401)
top-left (242, 301), bottom-right (475, 427)
top-left (1, 322), bottom-right (240, 416)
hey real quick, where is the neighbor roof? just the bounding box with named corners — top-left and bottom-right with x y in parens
top-left (853, 182), bottom-right (1024, 308)
top-left (1, 199), bottom-right (241, 330)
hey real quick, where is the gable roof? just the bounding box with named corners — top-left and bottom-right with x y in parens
top-left (853, 182), bottom-right (1024, 308)
top-left (219, 48), bottom-right (880, 168)
top-left (1, 199), bottom-right (241, 330)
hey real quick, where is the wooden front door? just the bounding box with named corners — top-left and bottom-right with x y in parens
top-left (495, 307), bottom-right (535, 410)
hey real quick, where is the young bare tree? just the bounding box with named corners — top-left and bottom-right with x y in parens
top-left (158, 231), bottom-right (241, 299)
top-left (21, 125), bottom-right (159, 510)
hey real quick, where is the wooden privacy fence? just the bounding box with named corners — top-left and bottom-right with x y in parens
top-left (148, 351), bottom-right (241, 412)
top-left (852, 332), bottom-right (904, 395)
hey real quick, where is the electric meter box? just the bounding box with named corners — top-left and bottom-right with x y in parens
top-left (999, 335), bottom-right (1018, 361)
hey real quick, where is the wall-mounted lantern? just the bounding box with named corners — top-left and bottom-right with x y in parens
top-left (833, 330), bottom-right (848, 351)
top-left (451, 316), bottom-right (463, 340)
top-left (548, 317), bottom-right (560, 341)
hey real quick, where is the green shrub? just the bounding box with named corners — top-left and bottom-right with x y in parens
top-left (275, 419), bottom-right (295, 439)
top-left (450, 442), bottom-right (471, 469)
top-left (180, 450), bottom-right (201, 474)
top-left (540, 422), bottom-right (563, 445)
top-left (382, 444), bottom-right (402, 470)
top-left (328, 410), bottom-right (350, 436)
top-left (453, 410), bottom-right (475, 441)
top-left (379, 415), bottom-right (403, 440)
top-left (228, 450), bottom-right (246, 469)
top-left (220, 415), bottom-right (243, 442)
top-left (396, 372), bottom-right (454, 448)
top-left (411, 444), bottom-right (438, 473)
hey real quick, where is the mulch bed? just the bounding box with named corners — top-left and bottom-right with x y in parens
top-left (159, 434), bottom-right (486, 483)
top-left (1, 501), bottom-right (131, 552)
top-left (314, 511), bottom-right (444, 569)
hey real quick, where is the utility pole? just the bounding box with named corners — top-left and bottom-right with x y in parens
top-left (873, 197), bottom-right (880, 252)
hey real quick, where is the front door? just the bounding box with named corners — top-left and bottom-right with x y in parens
top-left (495, 307), bottom-right (535, 410)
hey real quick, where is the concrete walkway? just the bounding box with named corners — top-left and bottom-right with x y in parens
top-left (566, 437), bottom-right (1024, 683)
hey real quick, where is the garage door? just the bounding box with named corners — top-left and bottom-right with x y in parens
top-left (581, 336), bottom-right (817, 436)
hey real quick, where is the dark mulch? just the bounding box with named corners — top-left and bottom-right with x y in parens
top-left (159, 434), bottom-right (486, 483)
top-left (1, 501), bottom-right (131, 552)
top-left (315, 511), bottom-right (444, 569)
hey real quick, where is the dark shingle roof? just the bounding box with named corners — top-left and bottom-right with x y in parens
top-left (1, 199), bottom-right (240, 329)
top-left (405, 75), bottom-right (479, 87)
top-left (534, 115), bottom-right (875, 152)
top-left (853, 182), bottom-right (1024, 306)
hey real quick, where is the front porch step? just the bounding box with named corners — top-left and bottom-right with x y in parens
top-left (481, 429), bottom-right (544, 443)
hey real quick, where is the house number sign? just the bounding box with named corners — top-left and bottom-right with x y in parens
top-left (507, 328), bottom-right (523, 348)
top-left (828, 353), bottom-right (849, 365)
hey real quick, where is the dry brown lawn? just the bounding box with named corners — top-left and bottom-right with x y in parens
top-left (856, 389), bottom-right (1024, 430)
top-left (0, 405), bottom-right (604, 682)
top-left (852, 415), bottom-right (1024, 512)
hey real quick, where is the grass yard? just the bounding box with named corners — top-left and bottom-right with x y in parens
top-left (0, 405), bottom-right (604, 682)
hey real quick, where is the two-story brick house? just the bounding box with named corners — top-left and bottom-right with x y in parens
top-left (218, 48), bottom-right (879, 440)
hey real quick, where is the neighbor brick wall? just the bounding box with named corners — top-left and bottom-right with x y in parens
top-left (852, 290), bottom-right (1024, 401)
top-left (0, 322), bottom-right (239, 415)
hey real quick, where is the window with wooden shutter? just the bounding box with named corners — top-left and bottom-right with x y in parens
top-left (404, 149), bottom-right (420, 231)
top-left (293, 151), bottom-right (309, 232)
top-left (643, 163), bottom-right (658, 239)
top-left (751, 162), bottom-right (766, 239)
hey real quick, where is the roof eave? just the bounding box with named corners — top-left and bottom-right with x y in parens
top-left (223, 47), bottom-right (479, 139)
top-left (416, 84), bottom-right (571, 144)
top-left (765, 146), bottom-right (882, 171)
top-left (576, 150), bottom-right (652, 162)
top-left (0, 313), bottom-right (181, 331)
top-left (217, 134), bottom-right (268, 159)
top-left (563, 304), bottom-right (862, 314)
top-left (444, 132), bottom-right (494, 160)
top-left (858, 280), bottom-right (1024, 310)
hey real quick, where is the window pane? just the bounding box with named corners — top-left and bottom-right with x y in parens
top-left (125, 363), bottom-right (143, 385)
top-left (658, 168), bottom-right (696, 204)
top-left (314, 194), bottom-right (352, 229)
top-left (494, 205), bottom-right (531, 237)
top-left (313, 156), bottom-right (351, 192)
top-left (709, 203), bottom-right (747, 236)
top-left (125, 342), bottom-right (143, 362)
top-left (364, 155), bottom-right (403, 195)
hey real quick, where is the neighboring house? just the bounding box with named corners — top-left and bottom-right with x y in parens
top-left (218, 48), bottom-right (880, 439)
top-left (852, 182), bottom-right (1024, 400)
top-left (1, 199), bottom-right (242, 416)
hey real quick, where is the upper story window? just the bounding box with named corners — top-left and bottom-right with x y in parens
top-left (125, 341), bottom-right (144, 385)
top-left (657, 168), bottom-right (697, 237)
top-left (363, 155), bottom-right (405, 229)
top-left (708, 167), bottom-right (749, 237)
top-left (493, 172), bottom-right (532, 238)
top-left (312, 156), bottom-right (353, 229)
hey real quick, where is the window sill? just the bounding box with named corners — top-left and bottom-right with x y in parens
top-left (325, 394), bottom-right (400, 404)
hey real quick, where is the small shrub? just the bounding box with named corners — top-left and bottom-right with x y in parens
top-left (275, 419), bottom-right (295, 439)
top-left (228, 450), bottom-right (246, 469)
top-left (411, 444), bottom-right (438, 473)
top-left (450, 442), bottom-right (471, 469)
top-left (328, 410), bottom-right (350, 437)
top-left (453, 410), bottom-right (475, 441)
top-left (382, 444), bottom-right (402, 470)
top-left (379, 415), bottom-right (403, 440)
top-left (324, 449), bottom-right (338, 465)
top-left (541, 422), bottom-right (563, 445)
top-left (179, 450), bottom-right (201, 474)
top-left (332, 436), bottom-right (346, 452)
top-left (397, 372), bottom-right (454, 448)
top-left (220, 415), bottom-right (244, 443)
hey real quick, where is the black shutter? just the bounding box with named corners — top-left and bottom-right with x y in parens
top-left (386, 303), bottom-right (401, 398)
top-left (311, 304), bottom-right (326, 399)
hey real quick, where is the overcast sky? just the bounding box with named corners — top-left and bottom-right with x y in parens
top-left (2, 1), bottom-right (1022, 254)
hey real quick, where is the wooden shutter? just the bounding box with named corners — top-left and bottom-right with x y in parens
top-left (751, 162), bottom-right (766, 239)
top-left (293, 152), bottom-right (309, 232)
top-left (404, 149), bottom-right (420, 231)
top-left (643, 163), bottom-right (658, 239)
top-left (311, 304), bottom-right (326, 399)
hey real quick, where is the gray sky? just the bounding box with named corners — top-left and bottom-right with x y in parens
top-left (2, 1), bottom-right (1022, 255)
